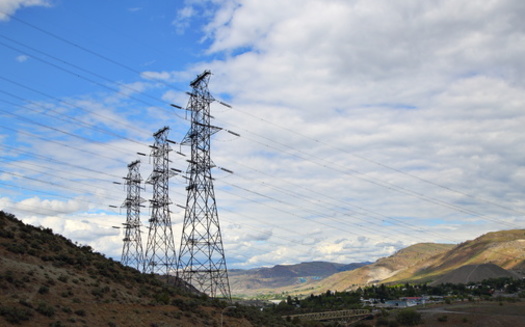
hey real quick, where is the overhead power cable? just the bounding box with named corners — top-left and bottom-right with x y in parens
top-left (217, 121), bottom-right (520, 229)
top-left (0, 75), bottom-right (153, 139)
top-left (218, 178), bottom-right (456, 245)
top-left (0, 12), bottom-right (188, 95)
top-left (0, 144), bottom-right (122, 180)
top-left (0, 39), bottom-right (189, 123)
top-left (0, 125), bottom-right (128, 165)
top-left (0, 33), bottom-right (180, 112)
top-left (228, 106), bottom-right (525, 217)
top-left (0, 103), bottom-right (136, 158)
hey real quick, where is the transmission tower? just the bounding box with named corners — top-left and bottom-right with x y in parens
top-left (120, 160), bottom-right (144, 271)
top-left (177, 70), bottom-right (231, 299)
top-left (143, 126), bottom-right (178, 277)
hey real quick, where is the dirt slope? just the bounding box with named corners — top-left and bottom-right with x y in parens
top-left (429, 263), bottom-right (521, 286)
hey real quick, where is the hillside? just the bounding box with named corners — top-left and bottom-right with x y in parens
top-left (394, 229), bottom-right (525, 284)
top-left (0, 211), bottom-right (294, 327)
top-left (229, 261), bottom-right (369, 297)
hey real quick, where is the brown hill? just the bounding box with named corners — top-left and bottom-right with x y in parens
top-left (0, 211), bottom-right (293, 327)
top-left (402, 229), bottom-right (525, 283)
top-left (429, 263), bottom-right (521, 286)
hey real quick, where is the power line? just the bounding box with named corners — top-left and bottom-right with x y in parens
top-left (0, 125), bottom-right (128, 165)
top-left (0, 39), bottom-right (187, 122)
top-left (0, 96), bottom-right (145, 154)
top-left (216, 121), bottom-right (520, 229)
top-left (226, 106), bottom-right (525, 217)
top-left (0, 144), bottom-right (122, 180)
top-left (0, 75), bottom-right (153, 139)
top-left (0, 11), bottom-right (188, 95)
top-left (0, 33), bottom-right (181, 114)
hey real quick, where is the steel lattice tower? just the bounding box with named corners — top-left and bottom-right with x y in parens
top-left (143, 126), bottom-right (177, 277)
top-left (120, 160), bottom-right (144, 271)
top-left (177, 70), bottom-right (231, 299)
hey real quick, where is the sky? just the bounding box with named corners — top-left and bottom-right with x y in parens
top-left (0, 0), bottom-right (524, 270)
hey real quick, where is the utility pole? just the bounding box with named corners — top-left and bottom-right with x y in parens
top-left (120, 160), bottom-right (144, 271)
top-left (143, 126), bottom-right (178, 277)
top-left (177, 70), bottom-right (231, 299)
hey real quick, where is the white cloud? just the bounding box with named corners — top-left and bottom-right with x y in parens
top-left (0, 0), bottom-right (51, 21)
top-left (15, 54), bottom-right (28, 62)
top-left (141, 71), bottom-right (172, 81)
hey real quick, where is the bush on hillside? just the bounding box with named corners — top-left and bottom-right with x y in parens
top-left (0, 305), bottom-right (33, 323)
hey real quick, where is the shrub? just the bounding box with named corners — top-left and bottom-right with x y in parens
top-left (3, 270), bottom-right (15, 283)
top-left (58, 275), bottom-right (68, 283)
top-left (0, 305), bottom-right (33, 324)
top-left (437, 315), bottom-right (448, 322)
top-left (36, 302), bottom-right (55, 317)
top-left (74, 309), bottom-right (86, 316)
top-left (91, 286), bottom-right (110, 298)
top-left (5, 242), bottom-right (27, 254)
top-left (0, 229), bottom-right (15, 238)
top-left (395, 309), bottom-right (422, 326)
top-left (154, 291), bottom-right (171, 305)
top-left (38, 286), bottom-right (50, 294)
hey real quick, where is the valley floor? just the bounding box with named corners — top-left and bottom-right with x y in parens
top-left (415, 301), bottom-right (525, 327)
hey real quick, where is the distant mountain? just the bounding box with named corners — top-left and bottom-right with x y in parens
top-left (229, 261), bottom-right (370, 296)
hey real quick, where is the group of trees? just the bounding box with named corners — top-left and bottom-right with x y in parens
top-left (267, 277), bottom-right (525, 315)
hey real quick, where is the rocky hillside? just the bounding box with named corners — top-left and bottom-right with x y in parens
top-left (0, 211), bottom-right (294, 327)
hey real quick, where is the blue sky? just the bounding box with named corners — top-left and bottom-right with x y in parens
top-left (1, 0), bottom-right (525, 270)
